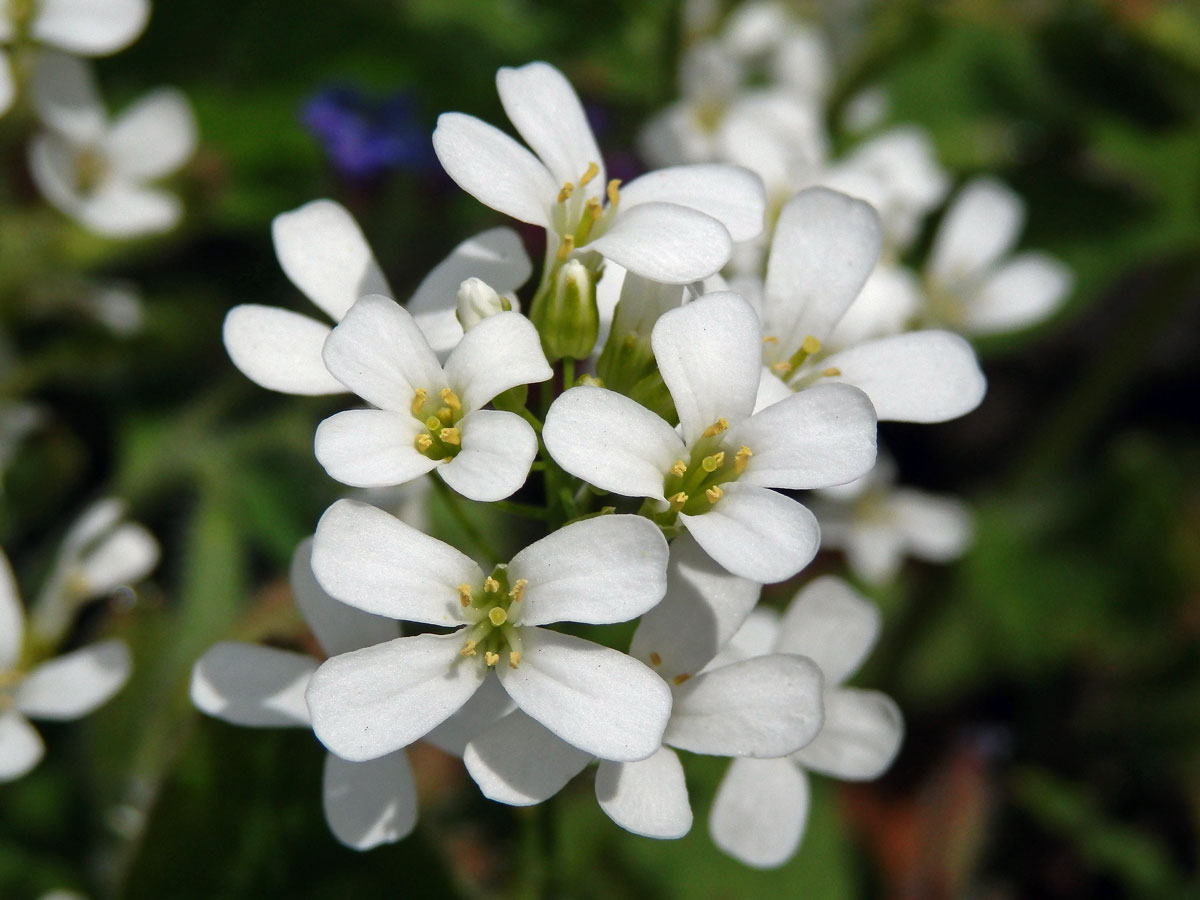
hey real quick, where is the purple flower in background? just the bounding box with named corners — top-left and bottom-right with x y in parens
top-left (302, 85), bottom-right (432, 180)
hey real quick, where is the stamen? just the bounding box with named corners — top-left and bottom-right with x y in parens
top-left (802, 335), bottom-right (822, 354)
top-left (668, 491), bottom-right (688, 511)
top-left (606, 178), bottom-right (621, 207)
top-left (702, 417), bottom-right (729, 438)
top-left (440, 427), bottom-right (461, 446)
top-left (669, 459), bottom-right (688, 477)
top-left (436, 406), bottom-right (454, 424)
top-left (706, 485), bottom-right (723, 503)
top-left (461, 640), bottom-right (477, 657)
top-left (558, 182), bottom-right (575, 203)
top-left (425, 416), bottom-right (442, 432)
top-left (415, 434), bottom-right (433, 452)
top-left (649, 652), bottom-right (662, 666)
top-left (509, 651), bottom-right (522, 668)
top-left (411, 388), bottom-right (427, 416)
top-left (585, 196), bottom-right (602, 221)
top-left (579, 161), bottom-right (599, 186)
top-left (556, 234), bottom-right (575, 261)
top-left (488, 607), bottom-right (508, 626)
top-left (484, 576), bottom-right (500, 593)
top-left (701, 452), bottom-right (725, 473)
top-left (734, 446), bottom-right (752, 474)
top-left (762, 335), bottom-right (779, 345)
top-left (484, 651), bottom-right (500, 667)
top-left (822, 367), bottom-right (841, 377)
top-left (510, 579), bottom-right (527, 602)
top-left (458, 584), bottom-right (473, 607)
top-left (770, 360), bottom-right (793, 375)
top-left (672, 673), bottom-right (691, 685)
top-left (440, 388), bottom-right (462, 410)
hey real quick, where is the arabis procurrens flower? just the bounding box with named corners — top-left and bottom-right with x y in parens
top-left (306, 501), bottom-right (672, 764)
top-left (28, 51), bottom-right (195, 238)
top-left (314, 294), bottom-right (551, 501)
top-left (709, 576), bottom-right (903, 868)
top-left (433, 61), bottom-right (764, 283)
top-left (545, 291), bottom-right (877, 582)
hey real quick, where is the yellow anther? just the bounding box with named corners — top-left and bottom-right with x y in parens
top-left (579, 161), bottom-right (599, 186)
top-left (558, 182), bottom-right (575, 203)
top-left (762, 335), bottom-right (779, 345)
top-left (437, 406), bottom-right (454, 424)
top-left (802, 335), bottom-right (822, 354)
top-left (606, 178), bottom-right (621, 207)
top-left (458, 584), bottom-right (473, 607)
top-left (461, 640), bottom-right (477, 657)
top-left (734, 446), bottom-right (752, 474)
top-left (706, 485), bottom-right (724, 504)
top-left (411, 388), bottom-right (427, 416)
top-left (440, 388), bottom-right (462, 410)
top-left (822, 367), bottom-right (841, 377)
top-left (484, 576), bottom-right (500, 593)
top-left (509, 651), bottom-right (522, 668)
top-left (702, 417), bottom-right (729, 438)
top-left (440, 427), bottom-right (461, 446)
top-left (484, 651), bottom-right (500, 667)
top-left (511, 579), bottom-right (528, 602)
top-left (770, 360), bottom-right (793, 375)
top-left (649, 652), bottom-right (662, 666)
top-left (585, 196), bottom-right (602, 221)
top-left (669, 459), bottom-right (688, 477)
top-left (702, 451), bottom-right (725, 473)
top-left (668, 491), bottom-right (689, 511)
top-left (425, 415), bottom-right (442, 431)
top-left (556, 234), bottom-right (575, 261)
top-left (672, 673), bottom-right (691, 685)
top-left (415, 434), bottom-right (434, 452)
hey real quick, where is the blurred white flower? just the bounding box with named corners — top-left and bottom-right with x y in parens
top-left (28, 51), bottom-right (194, 237)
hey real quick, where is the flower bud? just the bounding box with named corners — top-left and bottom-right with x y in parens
top-left (530, 259), bottom-right (598, 361)
top-left (455, 277), bottom-right (511, 331)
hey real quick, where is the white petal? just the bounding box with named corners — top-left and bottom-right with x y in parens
top-left (544, 386), bottom-right (683, 500)
top-left (666, 655), bottom-right (823, 758)
top-left (496, 61), bottom-right (603, 189)
top-left (75, 180), bottom-right (182, 237)
top-left (630, 534), bottom-right (760, 678)
top-left (681, 484), bottom-right (820, 583)
top-left (0, 547), bottom-right (24, 670)
top-left (820, 331), bottom-right (986, 424)
top-left (322, 750), bottom-right (416, 849)
top-left (497, 627), bottom-right (671, 762)
top-left (290, 537), bottom-right (398, 658)
top-left (0, 712), bottom-right (44, 782)
top-left (438, 409), bottom-right (537, 502)
top-left (710, 607), bottom-right (783, 668)
top-left (74, 522), bottom-right (158, 596)
top-left (621, 164), bottom-right (765, 242)
top-left (307, 632), bottom-right (486, 761)
top-left (588, 202), bottom-right (732, 284)
top-left (30, 51), bottom-right (105, 143)
top-left (314, 409), bottom-right (437, 489)
top-left (842, 523), bottom-right (905, 584)
top-left (222, 305), bottom-right (345, 395)
top-left (17, 639), bottom-right (130, 720)
top-left (32, 0), bottom-right (149, 55)
top-left (272, 199), bottom-right (391, 321)
top-left (463, 710), bottom-right (591, 806)
top-left (892, 490), bottom-right (973, 562)
top-left (776, 576), bottom-right (880, 685)
top-left (509, 515), bottom-right (668, 627)
top-left (763, 187), bottom-right (882, 347)
top-left (595, 747), bottom-right (692, 839)
top-left (322, 295), bottom-right (444, 412)
top-left (963, 252), bottom-right (1072, 334)
top-left (732, 383), bottom-right (877, 489)
top-left (432, 112), bottom-right (556, 227)
top-left (104, 88), bottom-right (195, 181)
top-left (651, 291), bottom-right (762, 446)
top-left (189, 642), bottom-right (315, 728)
top-left (423, 676), bottom-right (514, 757)
top-left (709, 757), bottom-right (809, 869)
top-left (443, 311), bottom-right (551, 412)
top-left (312, 499), bottom-right (479, 626)
top-left (928, 177), bottom-right (1024, 287)
top-left (753, 366), bottom-right (792, 413)
top-left (792, 688), bottom-right (903, 780)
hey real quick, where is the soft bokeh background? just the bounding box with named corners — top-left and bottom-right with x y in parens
top-left (2, 0), bottom-right (1199, 897)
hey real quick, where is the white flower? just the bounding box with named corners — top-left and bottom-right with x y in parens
top-left (812, 455), bottom-right (973, 584)
top-left (544, 291), bottom-right (877, 582)
top-left (223, 199), bottom-right (532, 395)
top-left (924, 176), bottom-right (1073, 334)
top-left (433, 61), bottom-right (765, 283)
top-left (0, 0), bottom-right (149, 117)
top-left (0, 546), bottom-right (131, 783)
top-left (709, 576), bottom-right (904, 868)
top-left (191, 539), bottom-right (502, 850)
top-left (755, 187), bottom-right (987, 424)
top-left (27, 51), bottom-right (195, 238)
top-left (305, 500), bottom-right (673, 764)
top-left (314, 294), bottom-right (550, 502)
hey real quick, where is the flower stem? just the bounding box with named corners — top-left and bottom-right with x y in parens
top-left (432, 475), bottom-right (501, 565)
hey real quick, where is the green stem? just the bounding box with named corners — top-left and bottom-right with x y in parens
top-left (562, 357), bottom-right (576, 389)
top-left (493, 499), bottom-right (550, 521)
top-left (432, 476), bottom-right (501, 565)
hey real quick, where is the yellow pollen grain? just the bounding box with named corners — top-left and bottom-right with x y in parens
top-left (510, 579), bottom-right (527, 602)
top-left (668, 491), bottom-right (688, 510)
top-left (415, 434), bottom-right (433, 452)
top-left (509, 651), bottom-right (522, 668)
top-left (762, 335), bottom-right (779, 345)
top-left (586, 196), bottom-right (602, 221)
top-left (669, 459), bottom-right (688, 477)
top-left (702, 452), bottom-right (725, 472)
top-left (425, 415), bottom-right (442, 431)
top-left (484, 576), bottom-right (500, 593)
top-left (734, 446), bottom-right (752, 474)
top-left (702, 417), bottom-right (729, 438)
top-left (802, 335), bottom-right (822, 354)
top-left (672, 673), bottom-right (691, 685)
top-left (606, 178), bottom-right (621, 206)
top-left (461, 640), bottom-right (477, 657)
top-left (822, 367), bottom-right (841, 377)
top-left (770, 360), bottom-right (792, 375)
top-left (484, 651), bottom-right (500, 667)
top-left (649, 652), bottom-right (662, 666)
top-left (488, 607), bottom-right (508, 626)
top-left (440, 427), bottom-right (461, 446)
top-left (458, 584), bottom-right (473, 607)
top-left (558, 182), bottom-right (574, 203)
top-left (437, 406), bottom-right (454, 424)
top-left (411, 388), bottom-right (427, 416)
top-left (706, 485), bottom-right (724, 503)
top-left (556, 234), bottom-right (575, 260)
top-left (579, 161), bottom-right (599, 185)
top-left (440, 388), bottom-right (461, 410)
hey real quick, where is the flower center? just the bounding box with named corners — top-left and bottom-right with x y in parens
top-left (457, 565), bottom-right (527, 669)
top-left (74, 148), bottom-right (109, 194)
top-left (411, 387), bottom-right (464, 461)
top-left (763, 334), bottom-right (843, 389)
top-left (549, 161), bottom-right (622, 258)
top-left (661, 417), bottom-right (753, 517)
top-left (0, 668), bottom-right (23, 712)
